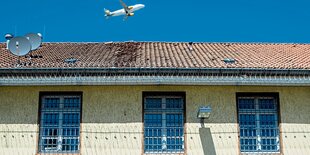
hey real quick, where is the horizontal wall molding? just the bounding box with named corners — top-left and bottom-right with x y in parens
top-left (1, 75), bottom-right (310, 86)
top-left (1, 68), bottom-right (309, 86)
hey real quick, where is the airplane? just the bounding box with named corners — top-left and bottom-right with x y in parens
top-left (104, 0), bottom-right (145, 20)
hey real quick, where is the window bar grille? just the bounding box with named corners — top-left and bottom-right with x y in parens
top-left (238, 97), bottom-right (280, 153)
top-left (144, 97), bottom-right (184, 154)
top-left (39, 95), bottom-right (81, 153)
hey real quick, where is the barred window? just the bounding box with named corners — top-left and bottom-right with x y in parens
top-left (238, 96), bottom-right (280, 153)
top-left (39, 94), bottom-right (81, 153)
top-left (144, 96), bottom-right (184, 153)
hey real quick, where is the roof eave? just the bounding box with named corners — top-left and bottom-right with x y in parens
top-left (0, 67), bottom-right (310, 76)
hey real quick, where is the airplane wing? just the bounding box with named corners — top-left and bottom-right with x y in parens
top-left (123, 15), bottom-right (128, 21)
top-left (120, 0), bottom-right (130, 14)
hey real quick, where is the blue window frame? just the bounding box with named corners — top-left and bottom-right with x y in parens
top-left (39, 95), bottom-right (81, 153)
top-left (238, 96), bottom-right (280, 153)
top-left (144, 96), bottom-right (184, 153)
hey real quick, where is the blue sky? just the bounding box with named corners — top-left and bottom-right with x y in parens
top-left (1, 0), bottom-right (310, 43)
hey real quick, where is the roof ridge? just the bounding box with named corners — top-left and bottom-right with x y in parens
top-left (0, 41), bottom-right (310, 45)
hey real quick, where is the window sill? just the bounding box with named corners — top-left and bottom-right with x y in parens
top-left (144, 153), bottom-right (185, 155)
top-left (36, 153), bottom-right (80, 155)
top-left (144, 154), bottom-right (185, 155)
top-left (241, 153), bottom-right (282, 155)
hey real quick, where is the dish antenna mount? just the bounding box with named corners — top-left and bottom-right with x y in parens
top-left (7, 37), bottom-right (32, 56)
top-left (5, 33), bottom-right (43, 56)
top-left (5, 33), bottom-right (43, 66)
top-left (25, 33), bottom-right (43, 50)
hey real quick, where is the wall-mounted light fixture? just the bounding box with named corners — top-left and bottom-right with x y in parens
top-left (197, 106), bottom-right (212, 127)
top-left (197, 106), bottom-right (212, 119)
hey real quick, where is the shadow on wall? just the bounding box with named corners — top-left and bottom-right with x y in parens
top-left (199, 128), bottom-right (216, 155)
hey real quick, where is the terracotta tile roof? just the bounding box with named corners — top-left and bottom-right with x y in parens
top-left (0, 42), bottom-right (310, 69)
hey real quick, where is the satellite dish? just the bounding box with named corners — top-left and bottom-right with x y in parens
top-left (5, 34), bottom-right (14, 40)
top-left (8, 37), bottom-right (32, 56)
top-left (25, 33), bottom-right (42, 50)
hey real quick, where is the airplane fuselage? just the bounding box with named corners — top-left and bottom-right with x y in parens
top-left (106, 4), bottom-right (145, 17)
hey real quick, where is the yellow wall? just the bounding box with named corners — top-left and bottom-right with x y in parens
top-left (0, 86), bottom-right (309, 155)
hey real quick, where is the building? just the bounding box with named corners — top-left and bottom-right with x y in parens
top-left (0, 42), bottom-right (309, 155)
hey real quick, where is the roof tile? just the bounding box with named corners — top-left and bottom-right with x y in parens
top-left (0, 42), bottom-right (310, 69)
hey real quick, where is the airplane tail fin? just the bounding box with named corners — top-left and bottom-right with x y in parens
top-left (104, 8), bottom-right (111, 16)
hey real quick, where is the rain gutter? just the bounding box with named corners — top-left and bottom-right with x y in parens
top-left (0, 67), bottom-right (309, 86)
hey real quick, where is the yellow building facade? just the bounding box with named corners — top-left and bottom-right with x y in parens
top-left (0, 85), bottom-right (309, 155)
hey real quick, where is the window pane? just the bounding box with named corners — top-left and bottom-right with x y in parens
top-left (261, 138), bottom-right (278, 151)
top-left (43, 128), bottom-right (58, 136)
top-left (144, 114), bottom-right (162, 138)
top-left (261, 128), bottom-right (277, 137)
top-left (42, 138), bottom-right (58, 151)
top-left (43, 113), bottom-right (59, 126)
top-left (64, 97), bottom-right (80, 109)
top-left (63, 113), bottom-right (80, 126)
top-left (240, 139), bottom-right (257, 152)
top-left (144, 113), bottom-right (162, 151)
top-left (144, 137), bottom-right (162, 152)
top-left (43, 98), bottom-right (60, 109)
top-left (62, 138), bottom-right (79, 151)
top-left (166, 98), bottom-right (183, 109)
top-left (260, 114), bottom-right (277, 127)
top-left (145, 98), bottom-right (162, 109)
top-left (239, 114), bottom-right (256, 127)
top-left (63, 128), bottom-right (79, 136)
top-left (259, 99), bottom-right (276, 110)
top-left (238, 99), bottom-right (255, 109)
top-left (240, 129), bottom-right (256, 137)
top-left (166, 114), bottom-right (183, 127)
top-left (167, 137), bottom-right (183, 151)
top-left (145, 114), bottom-right (162, 127)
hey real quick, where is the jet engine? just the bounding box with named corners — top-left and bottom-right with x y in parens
top-left (128, 6), bottom-right (134, 10)
top-left (128, 13), bottom-right (134, 16)
top-left (104, 9), bottom-right (111, 16)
